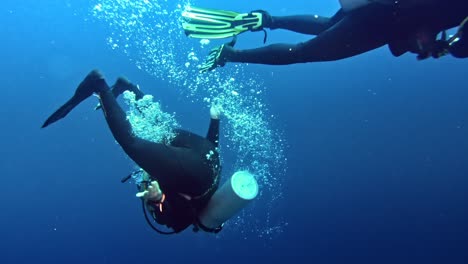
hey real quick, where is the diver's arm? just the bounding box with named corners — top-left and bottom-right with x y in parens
top-left (206, 105), bottom-right (221, 147)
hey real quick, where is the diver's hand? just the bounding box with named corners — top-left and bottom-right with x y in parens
top-left (136, 181), bottom-right (163, 201)
top-left (210, 105), bottom-right (222, 119)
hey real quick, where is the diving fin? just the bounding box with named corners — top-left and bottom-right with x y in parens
top-left (182, 6), bottom-right (264, 39)
top-left (42, 98), bottom-right (79, 128)
top-left (42, 70), bottom-right (103, 128)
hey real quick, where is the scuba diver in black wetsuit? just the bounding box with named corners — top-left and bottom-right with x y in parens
top-left (181, 0), bottom-right (468, 72)
top-left (42, 70), bottom-right (232, 234)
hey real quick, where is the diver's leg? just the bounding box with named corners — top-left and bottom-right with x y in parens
top-left (97, 80), bottom-right (213, 194)
top-left (96, 81), bottom-right (175, 168)
top-left (225, 6), bottom-right (392, 64)
top-left (95, 77), bottom-right (145, 110)
top-left (268, 9), bottom-right (345, 35)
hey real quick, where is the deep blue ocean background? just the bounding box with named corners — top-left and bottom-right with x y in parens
top-left (1, 0), bottom-right (467, 263)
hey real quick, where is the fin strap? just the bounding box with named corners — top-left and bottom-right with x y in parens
top-left (262, 29), bottom-right (268, 44)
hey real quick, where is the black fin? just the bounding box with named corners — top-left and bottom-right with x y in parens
top-left (42, 98), bottom-right (79, 128)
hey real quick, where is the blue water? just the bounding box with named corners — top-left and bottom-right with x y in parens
top-left (1, 0), bottom-right (467, 263)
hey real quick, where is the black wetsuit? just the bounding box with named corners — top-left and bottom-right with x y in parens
top-left (224, 0), bottom-right (468, 64)
top-left (449, 20), bottom-right (468, 58)
top-left (43, 73), bottom-right (221, 233)
top-left (98, 83), bottom-right (221, 232)
top-left (450, 36), bottom-right (468, 58)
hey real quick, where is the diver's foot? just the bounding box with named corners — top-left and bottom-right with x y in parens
top-left (250, 9), bottom-right (273, 29)
top-left (74, 69), bottom-right (107, 99)
top-left (95, 76), bottom-right (144, 110)
top-left (112, 77), bottom-right (144, 100)
top-left (200, 37), bottom-right (237, 73)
